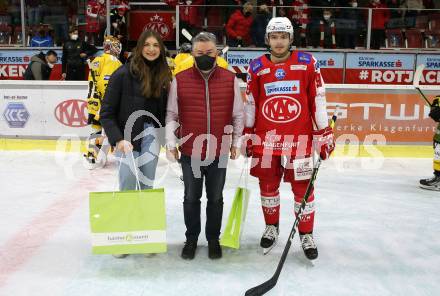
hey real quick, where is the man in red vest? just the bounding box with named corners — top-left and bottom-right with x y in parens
top-left (245, 17), bottom-right (335, 260)
top-left (166, 32), bottom-right (244, 260)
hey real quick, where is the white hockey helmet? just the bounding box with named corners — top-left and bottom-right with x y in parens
top-left (265, 17), bottom-right (294, 44)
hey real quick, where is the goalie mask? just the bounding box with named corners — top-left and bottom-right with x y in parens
top-left (103, 35), bottom-right (122, 56)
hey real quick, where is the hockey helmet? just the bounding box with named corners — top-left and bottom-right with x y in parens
top-left (265, 17), bottom-right (293, 44)
top-left (103, 35), bottom-right (122, 56)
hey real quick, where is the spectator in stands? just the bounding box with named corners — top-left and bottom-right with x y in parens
top-left (309, 0), bottom-right (337, 20)
top-left (338, 0), bottom-right (363, 48)
top-left (368, 0), bottom-right (390, 49)
top-left (386, 0), bottom-right (403, 19)
top-left (308, 8), bottom-right (337, 48)
top-left (291, 0), bottom-right (311, 47)
top-left (26, 0), bottom-right (42, 26)
top-left (62, 26), bottom-right (98, 81)
top-left (251, 4), bottom-right (271, 47)
top-left (23, 50), bottom-right (58, 80)
top-left (30, 26), bottom-right (54, 47)
top-left (226, 1), bottom-right (254, 47)
top-left (110, 2), bottom-right (129, 62)
top-left (165, 0), bottom-right (205, 43)
top-left (400, 0), bottom-right (424, 27)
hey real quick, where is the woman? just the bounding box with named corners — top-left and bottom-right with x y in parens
top-left (100, 30), bottom-right (172, 191)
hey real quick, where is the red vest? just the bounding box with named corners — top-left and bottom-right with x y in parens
top-left (176, 66), bottom-right (236, 159)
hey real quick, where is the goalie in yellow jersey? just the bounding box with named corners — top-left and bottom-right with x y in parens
top-left (84, 35), bottom-right (122, 169)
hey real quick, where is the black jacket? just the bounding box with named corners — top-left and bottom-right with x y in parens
top-left (61, 39), bottom-right (98, 73)
top-left (100, 63), bottom-right (168, 152)
top-left (23, 52), bottom-right (52, 80)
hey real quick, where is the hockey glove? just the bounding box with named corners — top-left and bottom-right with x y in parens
top-left (312, 126), bottom-right (335, 160)
top-left (429, 97), bottom-right (440, 122)
top-left (87, 97), bottom-right (101, 122)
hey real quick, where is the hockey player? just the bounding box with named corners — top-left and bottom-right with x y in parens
top-left (173, 42), bottom-right (192, 68)
top-left (244, 17), bottom-right (335, 259)
top-left (84, 35), bottom-right (122, 168)
top-left (420, 96), bottom-right (440, 191)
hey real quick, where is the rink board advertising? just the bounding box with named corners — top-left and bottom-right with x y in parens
top-left (0, 82), bottom-right (90, 138)
top-left (325, 89), bottom-right (437, 144)
top-left (0, 50), bottom-right (63, 80)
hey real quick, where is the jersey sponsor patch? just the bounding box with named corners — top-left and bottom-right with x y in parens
top-left (262, 95), bottom-right (302, 123)
top-left (275, 68), bottom-right (286, 80)
top-left (250, 58), bottom-right (263, 73)
top-left (257, 68), bottom-right (271, 76)
top-left (264, 80), bottom-right (300, 96)
top-left (290, 65), bottom-right (307, 71)
top-left (103, 75), bottom-right (111, 80)
top-left (293, 157), bottom-right (313, 181)
top-left (298, 52), bottom-right (311, 64)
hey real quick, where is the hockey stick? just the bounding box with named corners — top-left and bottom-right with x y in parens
top-left (245, 113), bottom-right (338, 296)
top-left (413, 64), bottom-right (432, 107)
top-left (181, 28), bottom-right (229, 57)
top-left (181, 28), bottom-right (193, 42)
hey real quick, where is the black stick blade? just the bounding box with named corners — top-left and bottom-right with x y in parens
top-left (244, 277), bottom-right (277, 296)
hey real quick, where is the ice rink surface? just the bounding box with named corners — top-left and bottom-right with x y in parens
top-left (0, 151), bottom-right (439, 296)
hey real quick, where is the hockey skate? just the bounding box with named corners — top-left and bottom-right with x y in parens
top-left (300, 233), bottom-right (318, 260)
top-left (260, 224), bottom-right (279, 255)
top-left (419, 174), bottom-right (440, 191)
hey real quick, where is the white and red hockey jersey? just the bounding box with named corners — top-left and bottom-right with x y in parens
top-left (245, 51), bottom-right (328, 157)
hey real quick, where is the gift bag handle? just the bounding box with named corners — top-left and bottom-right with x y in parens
top-left (113, 150), bottom-right (142, 196)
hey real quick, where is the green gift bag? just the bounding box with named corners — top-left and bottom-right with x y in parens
top-left (89, 188), bottom-right (167, 255)
top-left (220, 159), bottom-right (250, 249)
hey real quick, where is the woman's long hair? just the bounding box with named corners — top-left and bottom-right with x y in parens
top-left (129, 30), bottom-right (172, 98)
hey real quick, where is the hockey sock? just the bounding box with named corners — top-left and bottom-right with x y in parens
top-left (291, 181), bottom-right (315, 234)
top-left (259, 179), bottom-right (281, 225)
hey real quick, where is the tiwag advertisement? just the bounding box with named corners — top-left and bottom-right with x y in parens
top-left (326, 88), bottom-right (437, 144)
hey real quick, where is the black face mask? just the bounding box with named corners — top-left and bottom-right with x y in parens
top-left (244, 11), bottom-right (252, 17)
top-left (195, 55), bottom-right (216, 71)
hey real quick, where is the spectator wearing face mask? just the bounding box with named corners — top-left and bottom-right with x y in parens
top-left (62, 27), bottom-right (98, 80)
top-left (226, 2), bottom-right (254, 47)
top-left (308, 9), bottom-right (337, 48)
top-left (30, 27), bottom-right (54, 47)
top-left (23, 50), bottom-right (58, 80)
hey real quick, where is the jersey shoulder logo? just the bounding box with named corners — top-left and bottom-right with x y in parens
top-left (297, 52), bottom-right (311, 64)
top-left (250, 57), bottom-right (263, 73)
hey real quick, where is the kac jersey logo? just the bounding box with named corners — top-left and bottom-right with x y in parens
top-left (262, 96), bottom-right (301, 123)
top-left (3, 102), bottom-right (30, 128)
top-left (275, 68), bottom-right (286, 80)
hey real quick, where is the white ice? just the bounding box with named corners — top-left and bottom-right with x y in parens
top-left (0, 150), bottom-right (439, 296)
